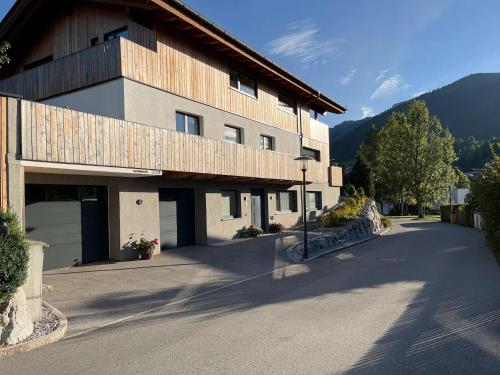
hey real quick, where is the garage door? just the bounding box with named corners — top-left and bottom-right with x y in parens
top-left (25, 184), bottom-right (109, 270)
top-left (159, 189), bottom-right (195, 249)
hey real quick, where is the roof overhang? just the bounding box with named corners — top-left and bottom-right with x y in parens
top-left (0, 0), bottom-right (347, 114)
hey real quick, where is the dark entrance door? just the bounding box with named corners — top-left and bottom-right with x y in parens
top-left (159, 188), bottom-right (195, 250)
top-left (251, 189), bottom-right (266, 230)
top-left (25, 184), bottom-right (109, 270)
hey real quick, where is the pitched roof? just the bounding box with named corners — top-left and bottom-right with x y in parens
top-left (0, 0), bottom-right (347, 114)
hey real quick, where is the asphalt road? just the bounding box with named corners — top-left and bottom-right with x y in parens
top-left (1, 219), bottom-right (499, 374)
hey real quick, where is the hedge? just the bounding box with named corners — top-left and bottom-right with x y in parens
top-left (0, 208), bottom-right (29, 303)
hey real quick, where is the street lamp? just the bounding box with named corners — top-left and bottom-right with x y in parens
top-left (295, 155), bottom-right (314, 260)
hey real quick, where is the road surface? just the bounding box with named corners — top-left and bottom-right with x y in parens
top-left (1, 219), bottom-right (499, 374)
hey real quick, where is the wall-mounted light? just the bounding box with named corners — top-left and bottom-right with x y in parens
top-left (136, 199), bottom-right (143, 205)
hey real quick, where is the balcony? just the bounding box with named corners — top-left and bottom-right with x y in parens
top-left (0, 39), bottom-right (123, 101)
top-left (18, 99), bottom-right (328, 184)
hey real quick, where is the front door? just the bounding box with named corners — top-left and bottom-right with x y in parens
top-left (159, 188), bottom-right (195, 250)
top-left (251, 189), bottom-right (266, 230)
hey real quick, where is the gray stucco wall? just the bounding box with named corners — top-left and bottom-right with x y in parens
top-left (122, 79), bottom-right (302, 155)
top-left (41, 79), bottom-right (126, 121)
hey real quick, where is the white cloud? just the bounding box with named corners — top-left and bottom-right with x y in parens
top-left (340, 68), bottom-right (356, 85)
top-left (370, 74), bottom-right (411, 100)
top-left (376, 69), bottom-right (388, 82)
top-left (361, 106), bottom-right (375, 118)
top-left (268, 19), bottom-right (343, 65)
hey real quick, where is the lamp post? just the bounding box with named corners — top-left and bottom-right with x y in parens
top-left (295, 155), bottom-right (314, 260)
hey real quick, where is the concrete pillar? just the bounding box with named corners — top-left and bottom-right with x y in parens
top-left (23, 240), bottom-right (46, 323)
top-left (109, 183), bottom-right (160, 261)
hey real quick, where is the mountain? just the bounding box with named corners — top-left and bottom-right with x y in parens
top-left (330, 73), bottom-right (500, 163)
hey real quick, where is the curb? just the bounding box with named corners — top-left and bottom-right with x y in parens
top-left (288, 226), bottom-right (392, 263)
top-left (0, 301), bottom-right (67, 358)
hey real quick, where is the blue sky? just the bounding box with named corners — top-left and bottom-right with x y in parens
top-left (2, 0), bottom-right (500, 127)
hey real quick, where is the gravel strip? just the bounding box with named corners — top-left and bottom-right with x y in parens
top-left (16, 307), bottom-right (59, 344)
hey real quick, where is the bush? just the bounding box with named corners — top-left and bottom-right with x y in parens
top-left (320, 195), bottom-right (367, 227)
top-left (0, 208), bottom-right (29, 303)
top-left (471, 154), bottom-right (500, 262)
top-left (268, 223), bottom-right (284, 233)
top-left (381, 216), bottom-right (391, 228)
top-left (240, 224), bottom-right (263, 238)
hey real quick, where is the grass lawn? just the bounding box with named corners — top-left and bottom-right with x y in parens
top-left (388, 215), bottom-right (441, 221)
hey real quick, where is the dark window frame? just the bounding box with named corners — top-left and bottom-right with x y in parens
top-left (306, 191), bottom-right (322, 211)
top-left (278, 94), bottom-right (297, 115)
top-left (175, 111), bottom-right (201, 135)
top-left (224, 125), bottom-right (243, 144)
top-left (260, 135), bottom-right (274, 151)
top-left (229, 68), bottom-right (258, 98)
top-left (221, 190), bottom-right (240, 219)
top-left (303, 147), bottom-right (321, 162)
top-left (276, 191), bottom-right (298, 213)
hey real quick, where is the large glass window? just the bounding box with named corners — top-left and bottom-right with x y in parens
top-left (278, 94), bottom-right (297, 114)
top-left (224, 125), bottom-right (242, 144)
top-left (277, 191), bottom-right (297, 213)
top-left (229, 69), bottom-right (257, 97)
top-left (221, 190), bottom-right (239, 219)
top-left (306, 191), bottom-right (322, 211)
top-left (176, 112), bottom-right (200, 135)
top-left (303, 147), bottom-right (320, 162)
top-left (260, 135), bottom-right (274, 150)
top-left (104, 26), bottom-right (129, 41)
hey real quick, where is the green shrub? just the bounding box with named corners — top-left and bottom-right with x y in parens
top-left (320, 195), bottom-right (367, 227)
top-left (381, 216), bottom-right (391, 228)
top-left (240, 224), bottom-right (263, 238)
top-left (268, 223), bottom-right (284, 233)
top-left (0, 208), bottom-right (29, 303)
top-left (471, 154), bottom-right (500, 262)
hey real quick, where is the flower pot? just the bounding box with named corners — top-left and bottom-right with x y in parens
top-left (139, 251), bottom-right (153, 260)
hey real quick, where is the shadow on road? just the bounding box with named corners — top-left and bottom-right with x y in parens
top-left (67, 220), bottom-right (500, 372)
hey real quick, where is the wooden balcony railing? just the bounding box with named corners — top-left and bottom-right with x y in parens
top-left (19, 100), bottom-right (328, 184)
top-left (329, 166), bottom-right (343, 187)
top-left (0, 39), bottom-right (122, 101)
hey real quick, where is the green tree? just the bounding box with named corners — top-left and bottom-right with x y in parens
top-left (0, 41), bottom-right (10, 69)
top-left (377, 100), bottom-right (457, 218)
top-left (349, 126), bottom-right (380, 198)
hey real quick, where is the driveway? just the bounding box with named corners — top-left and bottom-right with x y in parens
top-left (1, 219), bottom-right (499, 374)
top-left (42, 232), bottom-right (303, 337)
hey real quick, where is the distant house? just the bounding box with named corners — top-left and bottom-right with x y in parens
top-left (0, 0), bottom-right (346, 270)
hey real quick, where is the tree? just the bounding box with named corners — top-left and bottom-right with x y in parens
top-left (0, 41), bottom-right (10, 69)
top-left (349, 126), bottom-right (380, 198)
top-left (377, 100), bottom-right (457, 218)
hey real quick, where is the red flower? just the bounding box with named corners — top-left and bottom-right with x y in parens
top-left (153, 239), bottom-right (159, 245)
top-left (146, 241), bottom-right (150, 247)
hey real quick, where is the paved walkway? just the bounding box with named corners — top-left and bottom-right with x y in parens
top-left (2, 219), bottom-right (499, 374)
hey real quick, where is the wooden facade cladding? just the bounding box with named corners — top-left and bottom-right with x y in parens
top-left (0, 39), bottom-right (122, 101)
top-left (0, 97), bottom-right (7, 208)
top-left (19, 99), bottom-right (328, 184)
top-left (329, 166), bottom-right (343, 187)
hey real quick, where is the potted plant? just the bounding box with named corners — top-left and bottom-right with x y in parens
top-left (135, 238), bottom-right (159, 260)
top-left (268, 223), bottom-right (284, 233)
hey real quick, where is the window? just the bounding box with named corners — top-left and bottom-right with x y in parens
top-left (224, 125), bottom-right (242, 144)
top-left (278, 94), bottom-right (297, 114)
top-left (104, 26), bottom-right (129, 41)
top-left (176, 112), bottom-right (200, 135)
top-left (260, 135), bottom-right (274, 150)
top-left (24, 55), bottom-right (53, 71)
top-left (221, 190), bottom-right (239, 219)
top-left (306, 191), bottom-right (322, 211)
top-left (277, 191), bottom-right (297, 213)
top-left (303, 147), bottom-right (320, 162)
top-left (91, 37), bottom-right (99, 46)
top-left (229, 69), bottom-right (257, 97)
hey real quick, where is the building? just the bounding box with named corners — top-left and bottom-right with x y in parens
top-left (0, 0), bottom-right (346, 270)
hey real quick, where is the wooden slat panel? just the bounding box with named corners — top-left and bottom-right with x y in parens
top-left (18, 100), bottom-right (328, 183)
top-left (0, 98), bottom-right (7, 208)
